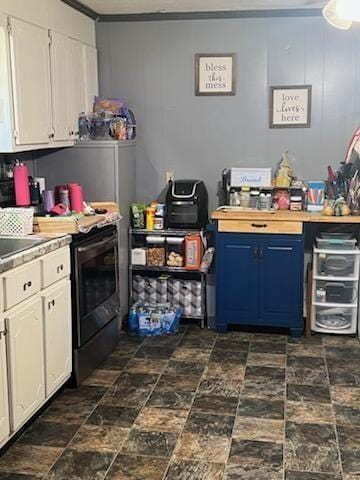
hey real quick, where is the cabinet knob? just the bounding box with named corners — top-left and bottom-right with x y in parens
top-left (49, 133), bottom-right (55, 139)
top-left (57, 264), bottom-right (64, 273)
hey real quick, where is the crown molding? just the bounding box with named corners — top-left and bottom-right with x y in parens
top-left (61, 0), bottom-right (99, 20)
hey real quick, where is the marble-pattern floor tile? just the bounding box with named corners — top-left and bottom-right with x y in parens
top-left (143, 334), bottom-right (183, 348)
top-left (286, 401), bottom-right (335, 424)
top-left (247, 353), bottom-right (286, 368)
top-left (241, 366), bottom-right (285, 400)
top-left (232, 417), bottom-right (284, 443)
top-left (237, 398), bottom-right (284, 420)
top-left (123, 358), bottom-right (168, 374)
top-left (86, 405), bottom-right (140, 428)
top-left (164, 360), bottom-right (205, 376)
top-left (197, 377), bottom-right (242, 397)
top-left (134, 346), bottom-right (176, 360)
top-left (203, 361), bottom-right (245, 380)
top-left (285, 472), bottom-right (342, 479)
top-left (224, 465), bottom-right (283, 480)
top-left (105, 454), bottom-right (168, 480)
top-left (192, 394), bottom-right (238, 415)
top-left (40, 400), bottom-right (96, 425)
top-left (287, 343), bottom-right (324, 357)
top-left (0, 475), bottom-right (43, 480)
top-left (165, 459), bottom-right (225, 480)
top-left (156, 374), bottom-right (200, 392)
top-left (121, 428), bottom-right (178, 457)
top-left (285, 422), bottom-right (340, 473)
top-left (0, 445), bottom-right (63, 476)
top-left (214, 339), bottom-right (250, 352)
top-left (171, 348), bottom-right (211, 363)
top-left (100, 384), bottom-right (153, 408)
top-left (46, 449), bottom-right (115, 480)
top-left (209, 348), bottom-right (248, 364)
top-left (183, 412), bottom-right (235, 437)
top-left (173, 432), bottom-right (231, 463)
top-left (327, 358), bottom-right (360, 386)
top-left (146, 390), bottom-right (194, 409)
top-left (18, 421), bottom-right (79, 448)
top-left (68, 425), bottom-right (129, 452)
top-left (134, 407), bottom-right (188, 432)
top-left (250, 341), bottom-right (286, 355)
top-left (82, 369), bottom-right (120, 387)
top-left (55, 386), bottom-right (107, 405)
top-left (287, 384), bottom-right (331, 403)
top-left (287, 356), bottom-right (328, 386)
top-left (337, 425), bottom-right (360, 474)
top-left (98, 354), bottom-right (131, 372)
top-left (228, 439), bottom-right (283, 468)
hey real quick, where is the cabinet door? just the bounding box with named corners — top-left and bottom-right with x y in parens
top-left (9, 17), bottom-right (52, 145)
top-left (6, 297), bottom-right (45, 430)
top-left (43, 281), bottom-right (72, 397)
top-left (216, 233), bottom-right (259, 328)
top-left (49, 31), bottom-right (72, 142)
top-left (0, 318), bottom-right (10, 444)
top-left (83, 44), bottom-right (98, 113)
top-left (258, 235), bottom-right (303, 329)
top-left (69, 38), bottom-right (86, 138)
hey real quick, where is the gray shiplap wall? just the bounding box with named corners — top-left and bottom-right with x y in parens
top-left (97, 17), bottom-right (360, 210)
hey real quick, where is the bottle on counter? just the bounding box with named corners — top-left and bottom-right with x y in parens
top-left (13, 160), bottom-right (30, 207)
top-left (154, 204), bottom-right (165, 230)
top-left (240, 187), bottom-right (250, 208)
top-left (146, 206), bottom-right (156, 230)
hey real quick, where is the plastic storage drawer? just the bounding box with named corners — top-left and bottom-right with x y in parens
top-left (132, 276), bottom-right (168, 304)
top-left (314, 279), bottom-right (358, 305)
top-left (312, 304), bottom-right (357, 333)
top-left (315, 251), bottom-right (360, 278)
top-left (167, 279), bottom-right (202, 317)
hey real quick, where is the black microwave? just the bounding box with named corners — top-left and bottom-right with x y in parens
top-left (0, 179), bottom-right (15, 207)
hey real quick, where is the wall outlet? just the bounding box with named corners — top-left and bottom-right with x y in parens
top-left (166, 170), bottom-right (174, 183)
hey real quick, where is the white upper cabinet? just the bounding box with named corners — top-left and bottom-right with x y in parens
top-left (83, 44), bottom-right (98, 114)
top-left (69, 38), bottom-right (86, 139)
top-left (0, 318), bottom-right (10, 446)
top-left (49, 31), bottom-right (72, 143)
top-left (9, 17), bottom-right (52, 146)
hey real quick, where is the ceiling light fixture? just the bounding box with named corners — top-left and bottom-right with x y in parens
top-left (322, 0), bottom-right (353, 29)
top-left (336, 0), bottom-right (360, 21)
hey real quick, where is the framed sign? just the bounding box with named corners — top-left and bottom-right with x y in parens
top-left (195, 53), bottom-right (236, 96)
top-left (270, 85), bottom-right (312, 128)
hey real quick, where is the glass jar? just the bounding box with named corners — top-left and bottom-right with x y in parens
top-left (240, 187), bottom-right (250, 208)
top-left (290, 195), bottom-right (303, 211)
top-left (146, 236), bottom-right (165, 266)
top-left (276, 189), bottom-right (290, 210)
top-left (166, 237), bottom-right (185, 267)
top-left (249, 190), bottom-right (260, 209)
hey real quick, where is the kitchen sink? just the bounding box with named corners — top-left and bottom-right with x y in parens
top-left (0, 237), bottom-right (45, 259)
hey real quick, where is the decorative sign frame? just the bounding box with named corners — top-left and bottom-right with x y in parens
top-left (269, 85), bottom-right (312, 128)
top-left (195, 53), bottom-right (236, 96)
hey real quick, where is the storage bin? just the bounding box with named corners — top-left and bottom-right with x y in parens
top-left (146, 236), bottom-right (165, 267)
top-left (315, 251), bottom-right (359, 277)
top-left (132, 275), bottom-right (168, 304)
top-left (166, 237), bottom-right (185, 267)
top-left (168, 279), bottom-right (202, 317)
top-left (312, 304), bottom-right (356, 333)
top-left (314, 280), bottom-right (357, 304)
top-left (317, 234), bottom-right (357, 250)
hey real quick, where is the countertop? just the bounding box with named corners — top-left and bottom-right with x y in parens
top-left (0, 234), bottom-right (72, 274)
top-left (211, 209), bottom-right (360, 224)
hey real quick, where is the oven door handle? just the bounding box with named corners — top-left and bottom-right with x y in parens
top-left (77, 236), bottom-right (117, 254)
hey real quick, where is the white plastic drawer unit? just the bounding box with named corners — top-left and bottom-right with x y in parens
top-left (3, 259), bottom-right (41, 310)
top-left (314, 248), bottom-right (360, 279)
top-left (41, 247), bottom-right (70, 289)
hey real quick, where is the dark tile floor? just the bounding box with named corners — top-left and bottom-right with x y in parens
top-left (1, 327), bottom-right (360, 479)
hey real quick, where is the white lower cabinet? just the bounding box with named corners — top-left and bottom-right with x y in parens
top-left (43, 280), bottom-right (72, 397)
top-left (6, 297), bottom-right (45, 431)
top-left (0, 318), bottom-right (10, 444)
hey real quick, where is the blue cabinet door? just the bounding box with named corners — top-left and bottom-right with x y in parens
top-left (216, 234), bottom-right (259, 331)
top-left (258, 235), bottom-right (303, 334)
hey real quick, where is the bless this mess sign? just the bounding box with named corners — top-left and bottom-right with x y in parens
top-left (195, 54), bottom-right (236, 96)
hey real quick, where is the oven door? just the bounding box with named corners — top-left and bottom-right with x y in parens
top-left (75, 231), bottom-right (119, 347)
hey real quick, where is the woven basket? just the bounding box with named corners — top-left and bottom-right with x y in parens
top-left (0, 208), bottom-right (34, 236)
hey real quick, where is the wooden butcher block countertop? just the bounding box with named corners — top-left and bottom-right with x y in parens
top-left (212, 209), bottom-right (360, 224)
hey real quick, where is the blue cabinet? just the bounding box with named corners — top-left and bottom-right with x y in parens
top-left (215, 232), bottom-right (303, 337)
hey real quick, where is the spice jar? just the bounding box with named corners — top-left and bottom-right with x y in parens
top-left (146, 236), bottom-right (165, 266)
top-left (154, 204), bottom-right (165, 230)
top-left (240, 187), bottom-right (250, 208)
top-left (166, 237), bottom-right (184, 267)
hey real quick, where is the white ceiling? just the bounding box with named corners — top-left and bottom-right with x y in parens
top-left (79, 0), bottom-right (327, 15)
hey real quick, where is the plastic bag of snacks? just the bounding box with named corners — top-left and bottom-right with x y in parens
top-left (93, 96), bottom-right (126, 114)
top-left (128, 302), bottom-right (181, 336)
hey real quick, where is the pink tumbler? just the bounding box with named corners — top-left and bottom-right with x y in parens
top-left (70, 184), bottom-right (84, 213)
top-left (13, 161), bottom-right (30, 206)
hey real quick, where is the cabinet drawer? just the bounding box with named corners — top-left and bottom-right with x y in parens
top-left (4, 260), bottom-right (41, 310)
top-left (41, 248), bottom-right (70, 289)
top-left (218, 220), bottom-right (303, 235)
